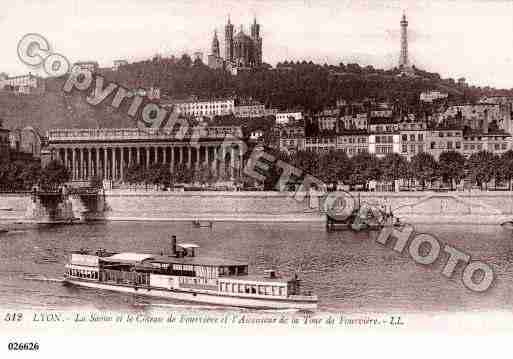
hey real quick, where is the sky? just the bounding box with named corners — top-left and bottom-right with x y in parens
top-left (2, 0), bottom-right (513, 88)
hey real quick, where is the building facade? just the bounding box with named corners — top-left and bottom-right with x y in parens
top-left (336, 130), bottom-right (369, 157)
top-left (164, 99), bottom-right (235, 118)
top-left (45, 127), bottom-right (244, 182)
top-left (0, 73), bottom-right (45, 95)
top-left (399, 121), bottom-right (428, 160)
top-left (275, 111), bottom-right (303, 125)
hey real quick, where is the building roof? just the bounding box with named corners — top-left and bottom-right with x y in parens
top-left (148, 255), bottom-right (248, 267)
top-left (101, 252), bottom-right (248, 267)
top-left (106, 253), bottom-right (154, 262)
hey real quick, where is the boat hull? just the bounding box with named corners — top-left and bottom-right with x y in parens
top-left (64, 279), bottom-right (318, 310)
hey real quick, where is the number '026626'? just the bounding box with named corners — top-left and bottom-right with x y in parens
top-left (8, 342), bottom-right (40, 351)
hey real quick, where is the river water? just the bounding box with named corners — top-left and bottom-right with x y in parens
top-left (0, 221), bottom-right (512, 315)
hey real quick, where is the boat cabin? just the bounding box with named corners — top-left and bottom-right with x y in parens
top-left (65, 238), bottom-right (302, 298)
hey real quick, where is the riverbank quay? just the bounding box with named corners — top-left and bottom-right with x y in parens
top-left (1, 190), bottom-right (513, 224)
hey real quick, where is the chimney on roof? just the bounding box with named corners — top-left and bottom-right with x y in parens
top-left (171, 235), bottom-right (177, 256)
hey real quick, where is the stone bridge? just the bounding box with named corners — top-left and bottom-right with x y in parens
top-left (25, 187), bottom-right (107, 223)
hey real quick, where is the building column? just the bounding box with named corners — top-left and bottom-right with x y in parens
top-left (178, 146), bottom-right (183, 166)
top-left (163, 147), bottom-right (167, 164)
top-left (128, 147), bottom-right (132, 167)
top-left (71, 148), bottom-right (76, 181)
top-left (204, 146), bottom-right (209, 166)
top-left (221, 146), bottom-right (226, 179)
top-left (146, 147), bottom-right (150, 168)
top-left (64, 148), bottom-right (68, 170)
top-left (104, 147), bottom-right (108, 180)
top-left (96, 148), bottom-right (100, 180)
top-left (87, 148), bottom-right (92, 180)
top-left (195, 146), bottom-right (200, 171)
top-left (120, 147), bottom-right (124, 181)
top-left (136, 147), bottom-right (141, 165)
top-left (170, 146), bottom-right (175, 172)
top-left (212, 146), bottom-right (217, 176)
top-left (187, 147), bottom-right (192, 168)
top-left (111, 147), bottom-right (116, 180)
top-left (230, 146), bottom-right (235, 179)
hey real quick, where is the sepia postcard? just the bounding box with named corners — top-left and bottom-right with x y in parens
top-left (1, 0), bottom-right (513, 357)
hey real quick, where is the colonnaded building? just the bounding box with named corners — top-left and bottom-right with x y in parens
top-left (45, 126), bottom-right (244, 183)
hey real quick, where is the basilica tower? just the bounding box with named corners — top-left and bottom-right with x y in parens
top-left (251, 17), bottom-right (262, 66)
top-left (211, 30), bottom-right (220, 58)
top-left (225, 16), bottom-right (234, 61)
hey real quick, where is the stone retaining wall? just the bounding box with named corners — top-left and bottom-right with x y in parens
top-left (2, 190), bottom-right (513, 224)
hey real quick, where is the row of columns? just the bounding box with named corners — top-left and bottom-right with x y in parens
top-left (52, 145), bottom-right (240, 182)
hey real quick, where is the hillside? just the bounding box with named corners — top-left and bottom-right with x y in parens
top-left (0, 82), bottom-right (135, 135)
top-left (1, 58), bottom-right (512, 134)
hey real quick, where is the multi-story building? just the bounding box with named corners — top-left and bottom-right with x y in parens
top-left (420, 90), bottom-right (448, 103)
top-left (9, 126), bottom-right (42, 159)
top-left (0, 73), bottom-right (45, 95)
top-left (336, 130), bottom-right (368, 157)
top-left (399, 121), bottom-right (428, 160)
top-left (72, 61), bottom-right (99, 73)
top-left (462, 130), bottom-right (511, 157)
top-left (113, 60), bottom-right (128, 71)
top-left (368, 118), bottom-right (400, 157)
top-left (234, 99), bottom-right (275, 119)
top-left (278, 125), bottom-right (305, 154)
top-left (275, 111), bottom-right (303, 125)
top-left (304, 137), bottom-right (336, 153)
top-left (314, 108), bottom-right (341, 133)
top-left (163, 99), bottom-right (235, 118)
top-left (339, 113), bottom-right (368, 131)
top-left (426, 126), bottom-right (464, 160)
top-left (439, 103), bottom-right (512, 133)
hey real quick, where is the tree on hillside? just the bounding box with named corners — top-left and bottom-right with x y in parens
top-left (438, 151), bottom-right (466, 190)
top-left (410, 153), bottom-right (438, 190)
top-left (466, 151), bottom-right (499, 190)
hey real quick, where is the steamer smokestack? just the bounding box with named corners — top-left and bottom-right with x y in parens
top-left (171, 235), bottom-right (177, 256)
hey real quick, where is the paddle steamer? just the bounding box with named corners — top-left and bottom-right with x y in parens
top-left (64, 236), bottom-right (317, 310)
